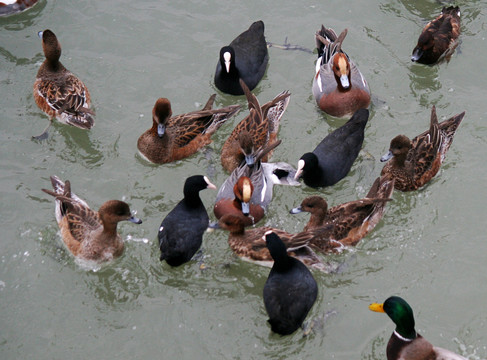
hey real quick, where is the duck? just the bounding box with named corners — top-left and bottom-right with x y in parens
top-left (33, 29), bottom-right (95, 140)
top-left (213, 176), bottom-right (265, 227)
top-left (137, 95), bottom-right (240, 164)
top-left (0, 0), bottom-right (38, 16)
top-left (263, 231), bottom-right (318, 335)
top-left (214, 20), bottom-right (269, 95)
top-left (158, 175), bottom-right (216, 267)
top-left (295, 108), bottom-right (369, 188)
top-left (42, 175), bottom-right (142, 263)
top-left (214, 214), bottom-right (337, 271)
top-left (216, 139), bottom-right (299, 226)
top-left (312, 25), bottom-right (370, 118)
top-left (290, 175), bottom-right (394, 247)
top-left (221, 79), bottom-right (290, 173)
top-left (380, 106), bottom-right (465, 191)
top-left (411, 6), bottom-right (461, 65)
top-left (369, 296), bottom-right (467, 360)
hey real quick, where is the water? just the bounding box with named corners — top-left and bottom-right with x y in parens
top-left (1, 0), bottom-right (486, 359)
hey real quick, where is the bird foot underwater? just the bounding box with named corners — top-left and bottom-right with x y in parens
top-left (302, 310), bottom-right (338, 336)
top-left (267, 37), bottom-right (313, 54)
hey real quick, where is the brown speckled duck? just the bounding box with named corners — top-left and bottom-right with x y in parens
top-left (33, 29), bottom-right (95, 140)
top-left (215, 214), bottom-right (337, 271)
top-left (42, 175), bottom-right (142, 263)
top-left (411, 6), bottom-right (461, 65)
top-left (369, 296), bottom-right (467, 360)
top-left (312, 26), bottom-right (370, 118)
top-left (380, 106), bottom-right (465, 191)
top-left (220, 79), bottom-right (290, 172)
top-left (291, 175), bottom-right (394, 247)
top-left (137, 95), bottom-right (240, 164)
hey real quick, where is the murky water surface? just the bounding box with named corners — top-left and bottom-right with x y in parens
top-left (1, 1), bottom-right (486, 359)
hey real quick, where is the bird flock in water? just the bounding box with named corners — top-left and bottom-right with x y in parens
top-left (16, 1), bottom-right (469, 357)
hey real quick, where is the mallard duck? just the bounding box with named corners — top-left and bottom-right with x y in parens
top-left (42, 175), bottom-right (142, 263)
top-left (380, 106), bottom-right (465, 191)
top-left (33, 29), bottom-right (95, 140)
top-left (312, 26), bottom-right (370, 118)
top-left (214, 21), bottom-right (269, 95)
top-left (215, 214), bottom-right (337, 271)
top-left (411, 6), bottom-right (461, 64)
top-left (291, 175), bottom-right (394, 247)
top-left (369, 296), bottom-right (467, 360)
top-left (158, 175), bottom-right (216, 266)
top-left (295, 108), bottom-right (369, 188)
top-left (263, 231), bottom-right (318, 335)
top-left (137, 95), bottom-right (240, 164)
top-left (221, 79), bottom-right (290, 173)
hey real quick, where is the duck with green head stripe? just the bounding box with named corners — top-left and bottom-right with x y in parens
top-left (369, 296), bottom-right (467, 360)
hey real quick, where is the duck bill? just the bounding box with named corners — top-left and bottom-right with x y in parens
top-left (289, 206), bottom-right (302, 214)
top-left (340, 75), bottom-right (350, 89)
top-left (411, 48), bottom-right (423, 62)
top-left (368, 303), bottom-right (385, 313)
top-left (208, 221), bottom-right (220, 229)
top-left (380, 150), bottom-right (393, 162)
top-left (129, 216), bottom-right (143, 224)
top-left (157, 123), bottom-right (166, 137)
top-left (241, 202), bottom-right (250, 216)
top-left (244, 154), bottom-right (256, 168)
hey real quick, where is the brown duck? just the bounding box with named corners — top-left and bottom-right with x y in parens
top-left (137, 95), bottom-right (240, 164)
top-left (411, 6), bottom-right (461, 64)
top-left (220, 79), bottom-right (290, 172)
top-left (33, 29), bottom-right (95, 140)
top-left (215, 214), bottom-right (337, 271)
top-left (42, 175), bottom-right (142, 263)
top-left (380, 106), bottom-right (465, 191)
top-left (291, 175), bottom-right (394, 247)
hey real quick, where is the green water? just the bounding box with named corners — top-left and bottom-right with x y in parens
top-left (1, 0), bottom-right (486, 359)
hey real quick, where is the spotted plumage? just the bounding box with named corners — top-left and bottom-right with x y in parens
top-left (33, 29), bottom-right (94, 139)
top-left (42, 175), bottom-right (142, 263)
top-left (215, 214), bottom-right (337, 271)
top-left (411, 6), bottom-right (461, 64)
top-left (221, 79), bottom-right (290, 172)
top-left (137, 95), bottom-right (240, 164)
top-left (380, 106), bottom-right (465, 191)
top-left (291, 175), bottom-right (394, 248)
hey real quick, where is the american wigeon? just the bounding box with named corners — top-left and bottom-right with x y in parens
top-left (221, 79), bottom-right (290, 173)
top-left (214, 21), bottom-right (269, 95)
top-left (42, 175), bottom-right (142, 263)
top-left (312, 26), bottom-right (370, 118)
top-left (158, 175), bottom-right (216, 267)
top-left (380, 106), bottom-right (465, 191)
top-left (290, 175), bottom-right (394, 247)
top-left (295, 108), bottom-right (369, 188)
top-left (214, 176), bottom-right (265, 227)
top-left (137, 95), bottom-right (240, 164)
top-left (411, 6), bottom-right (461, 64)
top-left (369, 296), bottom-right (467, 360)
top-left (263, 231), bottom-right (318, 335)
